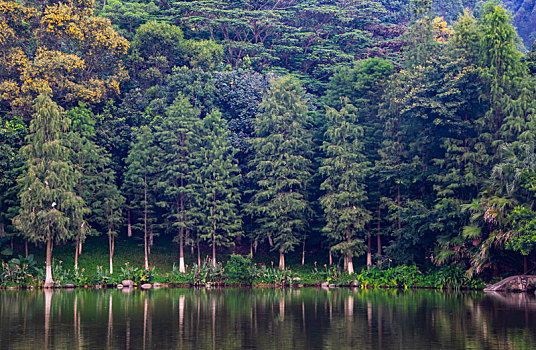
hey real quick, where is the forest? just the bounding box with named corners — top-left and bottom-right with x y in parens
top-left (1, 0), bottom-right (536, 288)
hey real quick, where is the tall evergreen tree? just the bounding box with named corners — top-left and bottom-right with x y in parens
top-left (320, 101), bottom-right (371, 273)
top-left (13, 90), bottom-right (86, 287)
top-left (123, 125), bottom-right (158, 270)
top-left (155, 95), bottom-right (201, 273)
top-left (197, 110), bottom-right (242, 266)
top-left (248, 76), bottom-right (313, 269)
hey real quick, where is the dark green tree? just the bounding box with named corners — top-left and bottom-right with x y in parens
top-left (123, 125), bottom-right (158, 270)
top-left (248, 76), bottom-right (313, 269)
top-left (154, 94), bottom-right (201, 272)
top-left (13, 90), bottom-right (86, 287)
top-left (320, 101), bottom-right (371, 273)
top-left (197, 110), bottom-right (242, 266)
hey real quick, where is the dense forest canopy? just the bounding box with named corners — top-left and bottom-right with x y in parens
top-left (1, 0), bottom-right (536, 284)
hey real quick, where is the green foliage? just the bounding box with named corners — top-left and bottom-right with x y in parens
top-left (320, 101), bottom-right (371, 265)
top-left (223, 254), bottom-right (252, 283)
top-left (118, 262), bottom-right (155, 284)
top-left (247, 76), bottom-right (313, 266)
top-left (190, 258), bottom-right (224, 285)
top-left (196, 110), bottom-right (242, 262)
top-left (14, 91), bottom-right (86, 245)
top-left (506, 206), bottom-right (536, 255)
top-left (0, 254), bottom-right (38, 287)
top-left (250, 263), bottom-right (293, 285)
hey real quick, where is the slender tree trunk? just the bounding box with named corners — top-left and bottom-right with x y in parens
top-left (329, 249), bottom-right (332, 265)
top-left (212, 195), bottom-right (217, 267)
top-left (301, 237), bottom-right (306, 265)
top-left (79, 240), bottom-right (83, 255)
top-left (44, 239), bottom-right (54, 288)
top-left (267, 233), bottom-right (273, 247)
top-left (74, 237), bottom-right (79, 270)
top-left (344, 254), bottom-right (348, 271)
top-left (144, 174), bottom-right (149, 270)
top-left (212, 235), bottom-right (216, 267)
top-left (279, 249), bottom-right (285, 270)
top-left (377, 205), bottom-right (382, 256)
top-left (25, 240), bottom-right (28, 258)
top-left (179, 200), bottom-right (185, 273)
top-left (366, 236), bottom-right (372, 267)
top-left (127, 209), bottom-right (132, 237)
top-left (109, 230), bottom-right (114, 274)
top-left (179, 228), bottom-right (185, 273)
top-left (197, 242), bottom-right (201, 265)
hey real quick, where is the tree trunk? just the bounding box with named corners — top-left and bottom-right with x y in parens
top-left (347, 254), bottom-right (354, 274)
top-left (179, 199), bottom-right (186, 272)
top-left (267, 233), bottom-right (273, 247)
top-left (25, 240), bottom-right (28, 258)
top-left (329, 249), bottom-right (332, 265)
top-left (44, 239), bottom-right (54, 288)
top-left (79, 240), bottom-right (83, 255)
top-left (197, 242), bottom-right (201, 265)
top-left (212, 234), bottom-right (216, 267)
top-left (366, 236), bottom-right (372, 267)
top-left (127, 209), bottom-right (132, 237)
top-left (74, 237), bottom-right (79, 270)
top-left (179, 229), bottom-right (185, 273)
top-left (144, 175), bottom-right (149, 270)
top-left (279, 249), bottom-right (285, 270)
top-left (377, 204), bottom-right (382, 256)
top-left (109, 231), bottom-right (114, 274)
top-left (344, 254), bottom-right (348, 271)
top-left (301, 237), bottom-right (306, 265)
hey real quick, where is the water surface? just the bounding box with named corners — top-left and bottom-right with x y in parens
top-left (1, 287), bottom-right (535, 349)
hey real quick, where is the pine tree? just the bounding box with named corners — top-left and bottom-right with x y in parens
top-left (67, 105), bottom-right (126, 273)
top-left (196, 110), bottom-right (242, 266)
top-left (248, 76), bottom-right (313, 269)
top-left (320, 101), bottom-right (372, 273)
top-left (123, 126), bottom-right (157, 270)
top-left (13, 90), bottom-right (86, 287)
top-left (155, 94), bottom-right (202, 273)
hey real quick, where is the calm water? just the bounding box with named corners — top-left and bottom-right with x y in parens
top-left (1, 287), bottom-right (536, 349)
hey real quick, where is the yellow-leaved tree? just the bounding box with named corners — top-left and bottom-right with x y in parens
top-left (0, 0), bottom-right (128, 118)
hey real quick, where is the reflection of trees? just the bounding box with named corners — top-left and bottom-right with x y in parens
top-left (1, 288), bottom-right (536, 349)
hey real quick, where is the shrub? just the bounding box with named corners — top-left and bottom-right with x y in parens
top-left (224, 254), bottom-right (252, 283)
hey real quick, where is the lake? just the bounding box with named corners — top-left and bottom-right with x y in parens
top-left (1, 287), bottom-right (535, 349)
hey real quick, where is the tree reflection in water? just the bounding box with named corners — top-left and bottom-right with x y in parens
top-left (1, 288), bottom-right (536, 349)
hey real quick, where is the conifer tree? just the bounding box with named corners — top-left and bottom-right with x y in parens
top-left (123, 125), bottom-right (157, 270)
top-left (14, 90), bottom-right (86, 287)
top-left (248, 76), bottom-right (313, 269)
top-left (99, 176), bottom-right (124, 275)
top-left (196, 110), bottom-right (242, 266)
top-left (155, 95), bottom-right (201, 273)
top-left (320, 101), bottom-right (371, 273)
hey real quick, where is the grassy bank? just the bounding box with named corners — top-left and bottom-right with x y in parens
top-left (1, 237), bottom-right (485, 289)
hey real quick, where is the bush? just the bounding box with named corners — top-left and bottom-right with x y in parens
top-left (190, 259), bottom-right (223, 285)
top-left (0, 254), bottom-right (39, 287)
top-left (224, 254), bottom-right (252, 283)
